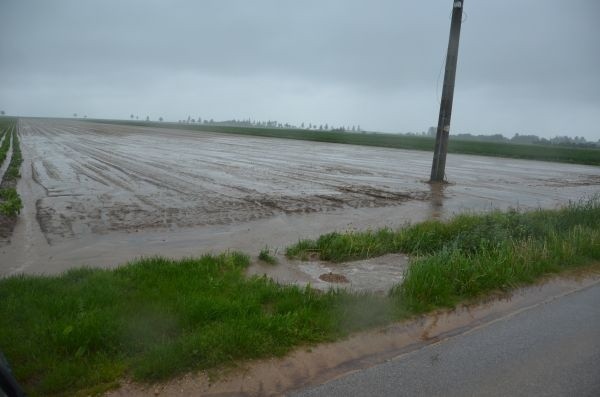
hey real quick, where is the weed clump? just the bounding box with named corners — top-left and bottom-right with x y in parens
top-left (258, 246), bottom-right (278, 264)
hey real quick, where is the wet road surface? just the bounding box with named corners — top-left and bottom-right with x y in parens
top-left (1, 119), bottom-right (599, 275)
top-left (293, 282), bottom-right (600, 397)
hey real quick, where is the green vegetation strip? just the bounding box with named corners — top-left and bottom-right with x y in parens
top-left (0, 121), bottom-right (23, 216)
top-left (1, 199), bottom-right (599, 396)
top-left (93, 119), bottom-right (600, 166)
top-left (3, 127), bottom-right (23, 183)
top-left (0, 188), bottom-right (22, 216)
top-left (0, 126), bottom-right (10, 167)
top-left (0, 254), bottom-right (392, 396)
top-left (288, 198), bottom-right (600, 311)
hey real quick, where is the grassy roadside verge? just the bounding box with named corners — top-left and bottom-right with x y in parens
top-left (1, 199), bottom-right (598, 396)
top-left (89, 119), bottom-right (600, 166)
top-left (0, 254), bottom-right (392, 396)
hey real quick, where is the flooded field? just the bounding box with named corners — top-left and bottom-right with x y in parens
top-left (1, 119), bottom-right (599, 278)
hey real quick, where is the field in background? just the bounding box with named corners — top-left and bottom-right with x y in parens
top-left (89, 119), bottom-right (600, 166)
top-left (4, 118), bottom-right (599, 276)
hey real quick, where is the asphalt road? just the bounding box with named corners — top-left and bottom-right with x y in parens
top-left (293, 283), bottom-right (600, 397)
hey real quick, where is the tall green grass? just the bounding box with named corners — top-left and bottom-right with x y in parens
top-left (0, 253), bottom-right (391, 396)
top-left (286, 198), bottom-right (600, 262)
top-left (395, 226), bottom-right (599, 312)
top-left (288, 198), bottom-right (600, 312)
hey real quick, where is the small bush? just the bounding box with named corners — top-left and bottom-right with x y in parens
top-left (0, 188), bottom-right (22, 216)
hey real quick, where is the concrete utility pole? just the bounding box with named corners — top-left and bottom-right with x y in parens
top-left (430, 0), bottom-right (465, 182)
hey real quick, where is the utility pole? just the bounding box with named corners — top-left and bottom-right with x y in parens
top-left (430, 0), bottom-right (465, 182)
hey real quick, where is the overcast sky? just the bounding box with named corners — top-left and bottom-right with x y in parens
top-left (1, 0), bottom-right (599, 140)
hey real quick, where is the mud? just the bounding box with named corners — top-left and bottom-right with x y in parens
top-left (1, 119), bottom-right (599, 275)
top-left (319, 273), bottom-right (349, 283)
top-left (248, 253), bottom-right (409, 293)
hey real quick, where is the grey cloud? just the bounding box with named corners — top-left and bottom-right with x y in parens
top-left (1, 0), bottom-right (598, 139)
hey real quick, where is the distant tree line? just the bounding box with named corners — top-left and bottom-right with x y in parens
top-left (423, 127), bottom-right (599, 148)
top-left (173, 116), bottom-right (362, 133)
top-left (115, 114), bottom-right (598, 148)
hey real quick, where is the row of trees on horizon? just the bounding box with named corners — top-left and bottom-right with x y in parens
top-left (422, 126), bottom-right (599, 148)
top-left (50, 113), bottom-right (600, 148)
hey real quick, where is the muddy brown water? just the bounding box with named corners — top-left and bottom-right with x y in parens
top-left (1, 119), bottom-right (599, 280)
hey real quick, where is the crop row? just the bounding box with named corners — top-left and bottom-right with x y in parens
top-left (0, 120), bottom-right (23, 217)
top-left (0, 125), bottom-right (10, 167)
top-left (2, 127), bottom-right (23, 184)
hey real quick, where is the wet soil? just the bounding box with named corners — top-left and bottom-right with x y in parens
top-left (247, 253), bottom-right (409, 293)
top-left (319, 272), bottom-right (349, 283)
top-left (1, 119), bottom-right (599, 275)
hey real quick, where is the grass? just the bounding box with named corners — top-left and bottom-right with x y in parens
top-left (288, 197), bottom-right (600, 312)
top-left (0, 253), bottom-right (392, 396)
top-left (394, 226), bottom-right (599, 312)
top-left (258, 246), bottom-right (278, 265)
top-left (286, 198), bottom-right (600, 262)
top-left (1, 199), bottom-right (599, 396)
top-left (90, 119), bottom-right (600, 166)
